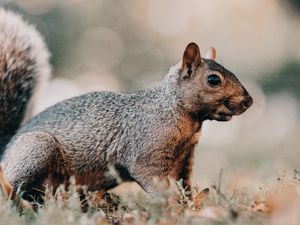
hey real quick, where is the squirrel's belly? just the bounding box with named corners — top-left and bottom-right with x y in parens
top-left (45, 165), bottom-right (120, 192)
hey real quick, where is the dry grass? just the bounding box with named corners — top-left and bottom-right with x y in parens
top-left (1, 170), bottom-right (300, 225)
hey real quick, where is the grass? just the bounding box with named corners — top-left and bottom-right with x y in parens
top-left (1, 169), bottom-right (299, 225)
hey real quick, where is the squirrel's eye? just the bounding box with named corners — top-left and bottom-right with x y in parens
top-left (207, 74), bottom-right (221, 86)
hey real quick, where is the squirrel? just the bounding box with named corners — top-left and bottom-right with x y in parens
top-left (0, 8), bottom-right (51, 153)
top-left (0, 9), bottom-right (253, 204)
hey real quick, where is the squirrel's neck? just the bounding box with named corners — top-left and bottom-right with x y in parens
top-left (153, 62), bottom-right (183, 110)
top-left (160, 62), bottom-right (182, 91)
top-left (148, 62), bottom-right (202, 132)
top-left (157, 62), bottom-right (209, 122)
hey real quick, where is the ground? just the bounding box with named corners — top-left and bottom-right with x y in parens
top-left (1, 168), bottom-right (300, 225)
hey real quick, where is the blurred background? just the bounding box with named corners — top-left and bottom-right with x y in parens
top-left (2, 0), bottom-right (300, 192)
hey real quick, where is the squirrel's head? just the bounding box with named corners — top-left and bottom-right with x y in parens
top-left (177, 42), bottom-right (253, 121)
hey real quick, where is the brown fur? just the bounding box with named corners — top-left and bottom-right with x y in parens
top-left (1, 42), bottom-right (253, 208)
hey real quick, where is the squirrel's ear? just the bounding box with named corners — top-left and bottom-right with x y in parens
top-left (205, 47), bottom-right (216, 61)
top-left (181, 42), bottom-right (201, 78)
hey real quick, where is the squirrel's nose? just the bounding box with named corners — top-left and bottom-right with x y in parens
top-left (242, 95), bottom-right (253, 109)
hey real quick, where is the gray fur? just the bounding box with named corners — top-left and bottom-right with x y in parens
top-left (0, 10), bottom-right (252, 201)
top-left (3, 66), bottom-right (198, 196)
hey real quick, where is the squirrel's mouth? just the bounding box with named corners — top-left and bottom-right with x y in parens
top-left (199, 94), bottom-right (253, 122)
top-left (209, 112), bottom-right (233, 122)
top-left (200, 108), bottom-right (234, 122)
top-left (209, 95), bottom-right (253, 122)
top-left (208, 106), bottom-right (244, 121)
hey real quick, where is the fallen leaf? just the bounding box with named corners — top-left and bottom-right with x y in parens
top-left (193, 188), bottom-right (209, 209)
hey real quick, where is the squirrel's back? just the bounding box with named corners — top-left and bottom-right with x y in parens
top-left (0, 8), bottom-right (51, 155)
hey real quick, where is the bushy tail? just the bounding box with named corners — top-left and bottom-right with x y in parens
top-left (0, 8), bottom-right (51, 156)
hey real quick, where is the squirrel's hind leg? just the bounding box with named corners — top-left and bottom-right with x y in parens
top-left (2, 131), bottom-right (65, 204)
top-left (0, 165), bottom-right (33, 210)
